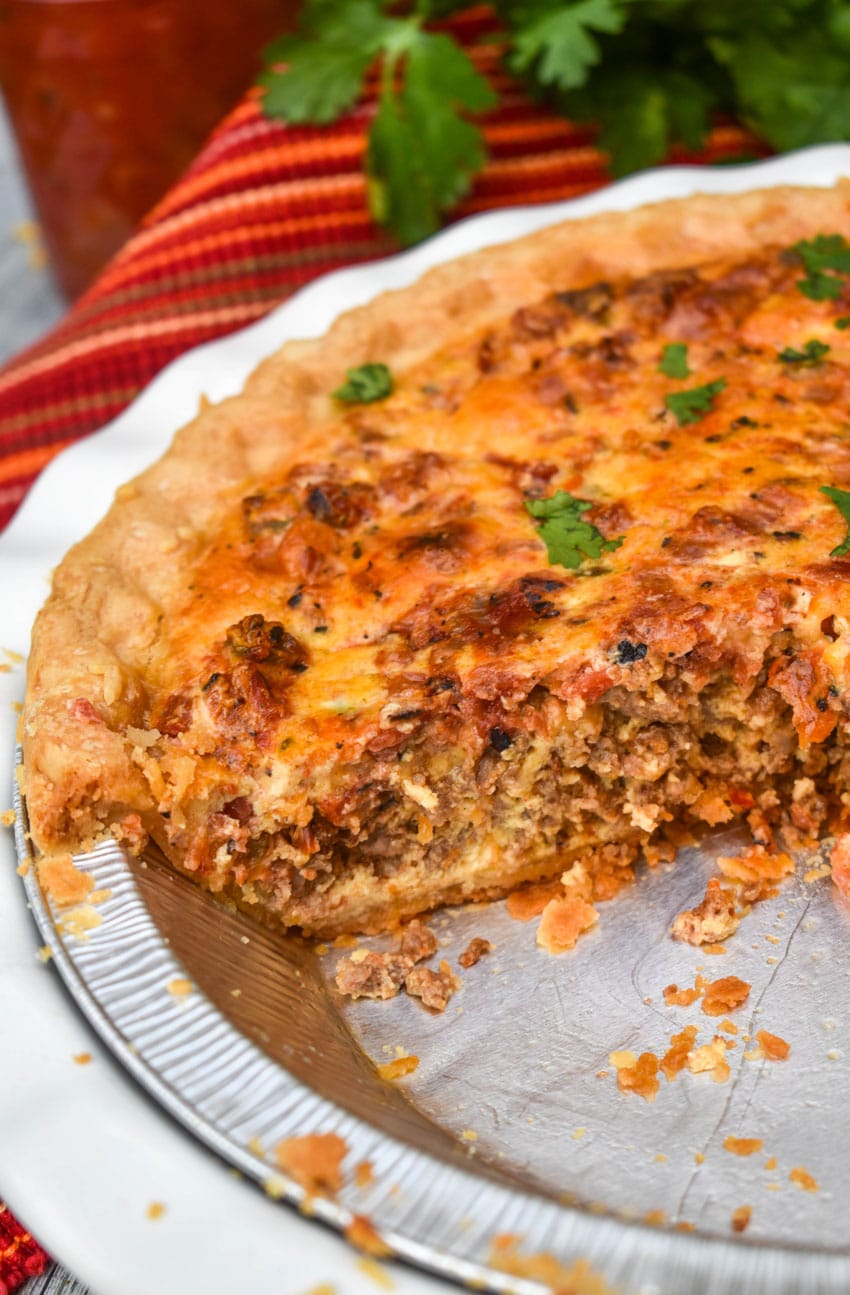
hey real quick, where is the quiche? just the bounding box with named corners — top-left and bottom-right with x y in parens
top-left (22, 182), bottom-right (850, 937)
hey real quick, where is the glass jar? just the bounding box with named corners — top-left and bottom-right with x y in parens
top-left (0, 0), bottom-right (294, 299)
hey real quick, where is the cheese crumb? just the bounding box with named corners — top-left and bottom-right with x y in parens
top-left (146, 1202), bottom-right (166, 1221)
top-left (723, 1136), bottom-right (763, 1157)
top-left (377, 1055), bottom-right (419, 1081)
top-left (731, 1205), bottom-right (752, 1233)
top-left (38, 854), bottom-right (94, 907)
top-left (167, 977), bottom-right (194, 997)
top-left (356, 1258), bottom-right (395, 1290)
top-left (790, 1166), bottom-right (819, 1192)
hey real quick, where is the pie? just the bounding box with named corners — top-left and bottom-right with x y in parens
top-left (22, 181), bottom-right (850, 937)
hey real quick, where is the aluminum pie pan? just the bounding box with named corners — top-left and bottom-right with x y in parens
top-left (13, 741), bottom-right (850, 1295)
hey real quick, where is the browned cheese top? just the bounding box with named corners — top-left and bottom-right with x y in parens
top-left (147, 243), bottom-right (850, 823)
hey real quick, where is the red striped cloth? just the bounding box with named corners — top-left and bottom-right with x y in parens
top-left (0, 6), bottom-right (766, 1286)
top-left (0, 1205), bottom-right (49, 1292)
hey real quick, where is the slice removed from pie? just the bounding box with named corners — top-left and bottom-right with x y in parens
top-left (21, 182), bottom-right (850, 936)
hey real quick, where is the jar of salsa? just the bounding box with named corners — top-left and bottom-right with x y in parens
top-left (0, 0), bottom-right (295, 299)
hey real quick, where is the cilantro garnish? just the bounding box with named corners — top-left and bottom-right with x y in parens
top-left (333, 363), bottom-right (394, 403)
top-left (821, 485), bottom-right (850, 558)
top-left (835, 317), bottom-right (850, 330)
top-left (259, 8), bottom-right (850, 246)
top-left (664, 379), bottom-right (727, 427)
top-left (525, 490), bottom-right (623, 570)
top-left (260, 3), bottom-right (496, 245)
top-left (778, 339), bottom-right (830, 366)
top-left (508, 0), bottom-right (626, 91)
top-left (793, 235), bottom-right (850, 302)
top-left (659, 343), bottom-right (690, 379)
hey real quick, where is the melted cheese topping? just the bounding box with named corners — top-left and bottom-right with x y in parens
top-left (142, 247), bottom-right (850, 871)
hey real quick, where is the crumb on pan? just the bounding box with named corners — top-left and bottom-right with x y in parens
top-left (37, 854), bottom-right (94, 907)
top-left (701, 975), bottom-right (751, 1016)
top-left (672, 878), bottom-right (740, 946)
top-left (335, 950), bottom-right (409, 1001)
top-left (336, 921), bottom-right (445, 1007)
top-left (505, 878), bottom-right (565, 922)
top-left (718, 844), bottom-right (795, 887)
top-left (344, 1214), bottom-right (393, 1258)
top-left (687, 1038), bottom-right (731, 1083)
top-left (146, 1202), bottom-right (166, 1221)
top-left (487, 1238), bottom-right (616, 1294)
top-left (731, 1205), bottom-right (752, 1233)
top-left (756, 1028), bottom-right (791, 1060)
top-left (536, 895), bottom-right (598, 953)
top-left (0, 808), bottom-right (15, 827)
top-left (404, 961), bottom-right (459, 1012)
top-left (376, 1055), bottom-right (419, 1080)
top-left (166, 977), bottom-right (194, 997)
top-left (56, 903), bottom-right (102, 940)
top-left (615, 1052), bottom-right (660, 1102)
top-left (355, 1257), bottom-right (395, 1290)
top-left (275, 1132), bottom-right (348, 1195)
top-left (354, 1160), bottom-right (375, 1189)
top-left (790, 1166), bottom-right (819, 1192)
top-left (660, 1025), bottom-right (698, 1081)
top-left (458, 937), bottom-right (492, 968)
top-left (723, 1136), bottom-right (764, 1157)
top-left (72, 1051), bottom-right (92, 1065)
top-left (398, 919), bottom-right (437, 963)
top-left (663, 975), bottom-right (706, 1007)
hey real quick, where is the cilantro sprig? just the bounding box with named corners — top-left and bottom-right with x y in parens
top-left (665, 379), bottom-right (727, 427)
top-left (260, 1), bottom-right (496, 245)
top-left (792, 235), bottom-right (850, 302)
top-left (259, 4), bottom-right (850, 244)
top-left (333, 362), bottom-right (394, 403)
top-left (778, 339), bottom-right (830, 366)
top-left (821, 485), bottom-right (850, 558)
top-left (659, 343), bottom-right (690, 379)
top-left (525, 490), bottom-right (623, 570)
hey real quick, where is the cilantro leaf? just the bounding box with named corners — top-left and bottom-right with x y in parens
top-left (835, 317), bottom-right (850, 330)
top-left (659, 343), bottom-right (690, 379)
top-left (261, 5), bottom-right (495, 247)
top-left (664, 378), bottom-right (727, 426)
top-left (790, 234), bottom-right (850, 301)
top-left (778, 339), bottom-right (830, 366)
top-left (821, 485), bottom-right (850, 558)
top-left (795, 235), bottom-right (850, 276)
top-left (366, 28), bottom-right (496, 245)
top-left (508, 0), bottom-right (627, 91)
top-left (710, 27), bottom-right (850, 154)
top-left (367, 27), bottom-right (497, 244)
top-left (799, 274), bottom-right (844, 302)
top-left (525, 490), bottom-right (623, 570)
top-left (333, 363), bottom-right (393, 403)
top-left (558, 55), bottom-right (719, 176)
top-left (259, 1), bottom-right (389, 124)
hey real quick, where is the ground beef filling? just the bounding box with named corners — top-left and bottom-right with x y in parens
top-left (179, 644), bottom-right (848, 930)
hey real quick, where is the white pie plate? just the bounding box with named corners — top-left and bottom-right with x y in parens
top-left (3, 145), bottom-right (850, 1295)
